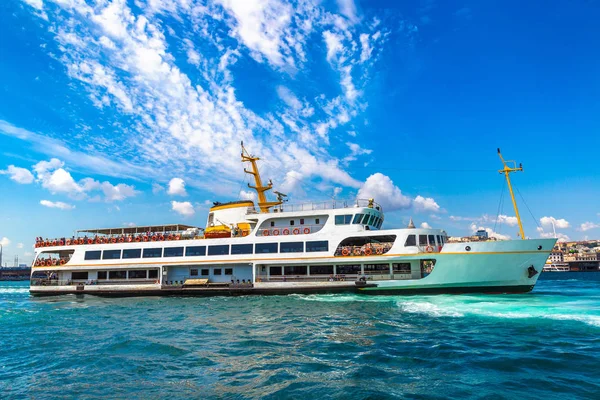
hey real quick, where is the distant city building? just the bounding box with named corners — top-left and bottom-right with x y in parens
top-left (475, 230), bottom-right (488, 240)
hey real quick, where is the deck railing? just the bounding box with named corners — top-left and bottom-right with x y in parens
top-left (269, 198), bottom-right (382, 213)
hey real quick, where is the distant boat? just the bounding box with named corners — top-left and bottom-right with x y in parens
top-left (29, 146), bottom-right (555, 296)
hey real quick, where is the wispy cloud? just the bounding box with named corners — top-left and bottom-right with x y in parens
top-left (40, 200), bottom-right (75, 210)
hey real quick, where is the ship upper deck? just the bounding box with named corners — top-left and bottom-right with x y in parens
top-left (76, 224), bottom-right (200, 236)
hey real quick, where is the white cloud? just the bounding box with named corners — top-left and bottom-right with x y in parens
top-left (239, 190), bottom-right (256, 201)
top-left (359, 33), bottom-right (372, 62)
top-left (17, 243), bottom-right (24, 249)
top-left (171, 200), bottom-right (195, 217)
top-left (537, 227), bottom-right (570, 242)
top-left (336, 0), bottom-right (358, 23)
top-left (540, 216), bottom-right (570, 229)
top-left (357, 173), bottom-right (411, 211)
top-left (449, 215), bottom-right (477, 222)
top-left (0, 165), bottom-right (35, 184)
top-left (343, 142), bottom-right (372, 163)
top-left (470, 223), bottom-right (510, 241)
top-left (496, 214), bottom-right (518, 226)
top-left (0, 237), bottom-right (10, 247)
top-left (420, 222), bottom-right (431, 229)
top-left (413, 195), bottom-right (440, 213)
top-left (152, 183), bottom-right (163, 194)
top-left (579, 222), bottom-right (600, 232)
top-left (40, 200), bottom-right (75, 210)
top-left (167, 178), bottom-right (187, 196)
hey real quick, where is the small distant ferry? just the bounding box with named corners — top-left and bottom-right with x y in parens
top-left (29, 146), bottom-right (555, 296)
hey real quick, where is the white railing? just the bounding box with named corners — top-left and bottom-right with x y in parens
top-left (271, 199), bottom-right (382, 213)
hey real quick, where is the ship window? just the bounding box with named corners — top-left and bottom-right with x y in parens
top-left (419, 235), bottom-right (428, 246)
top-left (369, 215), bottom-right (377, 226)
top-left (290, 220), bottom-right (295, 226)
top-left (213, 268), bottom-right (222, 275)
top-left (208, 213), bottom-right (214, 226)
top-left (164, 247), bottom-right (184, 257)
top-left (256, 243), bottom-right (278, 253)
top-left (143, 248), bottom-right (163, 258)
top-left (231, 244), bottom-right (253, 255)
top-left (186, 246), bottom-right (206, 256)
top-left (306, 241), bottom-right (328, 252)
top-left (128, 270), bottom-right (147, 279)
top-left (436, 235), bottom-right (442, 245)
top-left (148, 270), bottom-right (158, 279)
top-left (364, 264), bottom-right (390, 274)
top-left (270, 221), bottom-right (275, 227)
top-left (190, 269), bottom-right (198, 276)
top-left (393, 263), bottom-right (411, 274)
top-left (300, 218), bottom-right (305, 225)
top-left (224, 268), bottom-right (233, 275)
top-left (208, 245), bottom-right (229, 256)
top-left (337, 264), bottom-right (361, 274)
top-left (123, 249), bottom-right (141, 259)
top-left (310, 265), bottom-right (333, 275)
top-left (270, 266), bottom-right (282, 276)
top-left (84, 251), bottom-right (101, 260)
top-left (201, 269), bottom-right (209, 276)
top-left (335, 215), bottom-right (352, 225)
top-left (109, 271), bottom-right (127, 279)
top-left (352, 214), bottom-right (363, 224)
top-left (71, 271), bottom-right (88, 280)
top-left (404, 235), bottom-right (416, 246)
top-left (102, 249), bottom-right (121, 260)
top-left (98, 271), bottom-right (108, 280)
top-left (428, 235), bottom-right (436, 246)
top-left (315, 218), bottom-right (320, 224)
top-left (285, 265), bottom-right (307, 275)
top-left (374, 217), bottom-right (381, 228)
top-left (280, 242), bottom-right (303, 253)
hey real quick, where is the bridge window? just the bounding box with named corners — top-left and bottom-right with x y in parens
top-left (335, 215), bottom-right (352, 225)
top-left (231, 244), bottom-right (253, 255)
top-left (256, 243), bottom-right (278, 253)
top-left (109, 271), bottom-right (127, 279)
top-left (306, 241), bottom-right (328, 252)
top-left (352, 214), bottom-right (363, 224)
top-left (436, 235), bottom-right (442, 245)
top-left (310, 265), bottom-right (333, 275)
top-left (428, 235), bottom-right (436, 246)
top-left (123, 249), bottom-right (141, 259)
top-left (280, 242), bottom-right (303, 253)
top-left (404, 235), bottom-right (416, 246)
top-left (84, 251), bottom-right (101, 260)
top-left (208, 245), bottom-right (229, 256)
top-left (164, 247), bottom-right (184, 257)
top-left (186, 246), bottom-right (206, 256)
top-left (419, 235), bottom-right (428, 246)
top-left (71, 271), bottom-right (88, 280)
top-left (143, 248), bottom-right (163, 258)
top-left (98, 271), bottom-right (107, 280)
top-left (102, 249), bottom-right (121, 260)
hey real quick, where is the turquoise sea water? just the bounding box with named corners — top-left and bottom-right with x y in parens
top-left (1, 274), bottom-right (600, 399)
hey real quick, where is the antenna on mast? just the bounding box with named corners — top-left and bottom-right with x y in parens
top-left (241, 142), bottom-right (282, 213)
top-left (497, 148), bottom-right (525, 240)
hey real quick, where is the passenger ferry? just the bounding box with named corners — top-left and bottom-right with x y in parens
top-left (29, 146), bottom-right (555, 296)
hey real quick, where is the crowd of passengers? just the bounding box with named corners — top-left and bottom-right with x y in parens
top-left (35, 232), bottom-right (187, 247)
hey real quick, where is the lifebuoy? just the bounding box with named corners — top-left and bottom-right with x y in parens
top-left (59, 240), bottom-right (65, 246)
top-left (303, 228), bottom-right (310, 234)
top-left (158, 235), bottom-right (164, 241)
top-left (111, 238), bottom-right (117, 244)
top-left (263, 230), bottom-right (270, 236)
top-left (426, 246), bottom-right (433, 253)
top-left (292, 228), bottom-right (300, 235)
top-left (118, 237), bottom-right (124, 243)
top-left (46, 259), bottom-right (52, 266)
top-left (52, 240), bottom-right (57, 246)
top-left (282, 228), bottom-right (290, 235)
top-left (52, 259), bottom-right (57, 266)
top-left (143, 236), bottom-right (149, 242)
top-left (60, 259), bottom-right (65, 265)
top-left (78, 239), bottom-right (84, 245)
top-left (376, 247), bottom-right (383, 255)
top-left (87, 239), bottom-right (93, 245)
top-left (272, 229), bottom-right (280, 236)
top-left (354, 248), bottom-right (361, 256)
top-left (127, 236), bottom-right (133, 242)
top-left (151, 236), bottom-right (157, 241)
top-left (342, 248), bottom-right (350, 256)
top-left (66, 239), bottom-right (71, 245)
top-left (135, 236), bottom-right (141, 242)
top-left (175, 235), bottom-right (181, 240)
top-left (364, 248), bottom-right (373, 256)
top-left (168, 235), bottom-right (173, 240)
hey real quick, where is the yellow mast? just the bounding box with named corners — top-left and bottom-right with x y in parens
top-left (497, 148), bottom-right (526, 240)
top-left (241, 142), bottom-right (282, 213)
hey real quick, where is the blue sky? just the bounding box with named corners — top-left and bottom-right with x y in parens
top-left (1, 0), bottom-right (599, 265)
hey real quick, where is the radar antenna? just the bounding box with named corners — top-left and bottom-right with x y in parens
top-left (498, 148), bottom-right (525, 240)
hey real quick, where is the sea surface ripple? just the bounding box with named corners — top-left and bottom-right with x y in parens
top-left (1, 274), bottom-right (600, 399)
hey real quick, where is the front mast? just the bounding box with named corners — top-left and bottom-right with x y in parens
top-left (241, 142), bottom-right (282, 213)
top-left (497, 148), bottom-right (526, 240)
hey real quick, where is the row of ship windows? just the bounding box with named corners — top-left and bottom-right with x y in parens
top-left (405, 234), bottom-right (447, 247)
top-left (83, 241), bottom-right (330, 260)
top-left (335, 214), bottom-right (383, 229)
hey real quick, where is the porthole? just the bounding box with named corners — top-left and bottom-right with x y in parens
top-left (465, 246), bottom-right (471, 252)
top-left (537, 245), bottom-right (543, 250)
